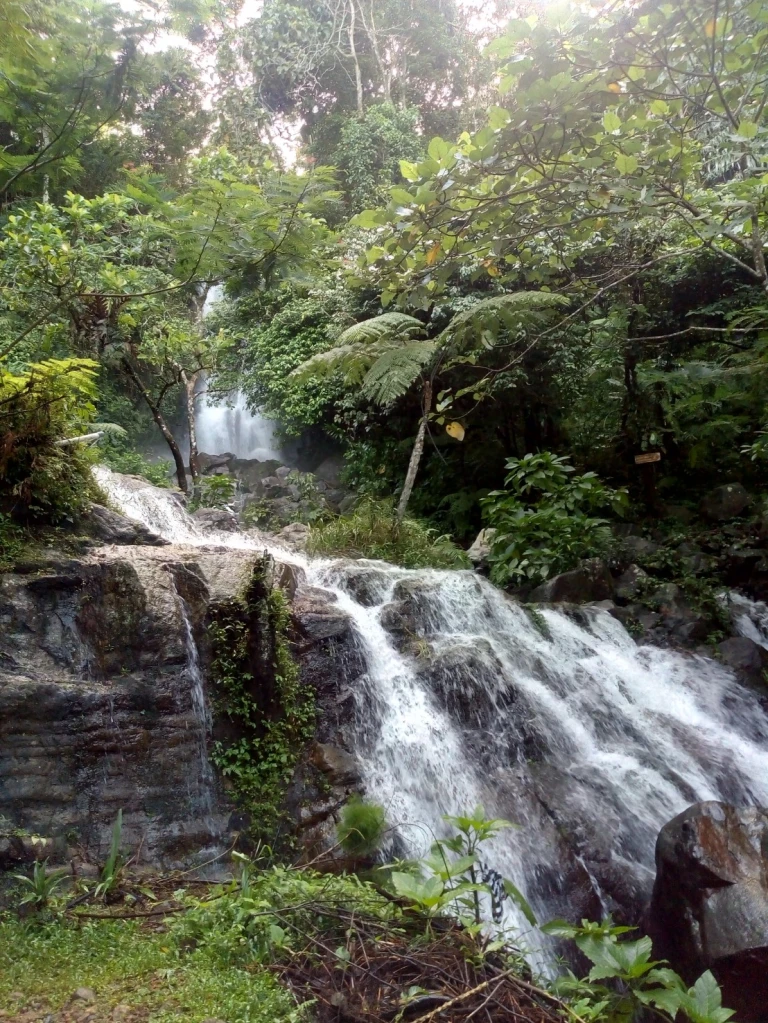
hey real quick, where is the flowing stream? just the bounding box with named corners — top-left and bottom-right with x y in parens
top-left (95, 467), bottom-right (768, 953)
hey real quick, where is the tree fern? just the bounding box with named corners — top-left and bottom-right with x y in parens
top-left (332, 312), bottom-right (424, 346)
top-left (361, 341), bottom-right (437, 404)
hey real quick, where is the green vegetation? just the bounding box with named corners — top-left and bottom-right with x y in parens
top-left (336, 797), bottom-right (387, 857)
top-left (483, 454), bottom-right (628, 587)
top-left (192, 474), bottom-right (237, 510)
top-left (209, 571), bottom-right (315, 837)
top-left (307, 499), bottom-right (470, 570)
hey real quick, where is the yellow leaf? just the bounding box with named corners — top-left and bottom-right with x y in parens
top-left (446, 421), bottom-right (465, 441)
top-left (607, 82), bottom-right (621, 94)
top-left (705, 17), bottom-right (717, 37)
top-left (426, 243), bottom-right (441, 266)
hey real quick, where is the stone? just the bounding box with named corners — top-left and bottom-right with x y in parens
top-left (718, 636), bottom-right (768, 677)
top-left (197, 452), bottom-right (233, 474)
top-left (614, 564), bottom-right (648, 604)
top-left (73, 988), bottom-right (96, 1003)
top-left (466, 528), bottom-right (497, 566)
top-left (274, 522), bottom-right (310, 550)
top-left (649, 801), bottom-right (768, 1022)
top-left (191, 508), bottom-right (239, 533)
top-left (529, 559), bottom-right (614, 604)
top-left (310, 743), bottom-right (360, 786)
top-left (338, 494), bottom-right (357, 516)
top-left (83, 505), bottom-right (168, 547)
top-left (313, 454), bottom-right (345, 486)
top-left (620, 535), bottom-right (659, 561)
top-left (0, 545), bottom-right (267, 865)
top-left (228, 458), bottom-right (283, 493)
top-left (701, 483), bottom-right (751, 522)
top-left (275, 466), bottom-right (292, 478)
top-left (663, 504), bottom-right (695, 524)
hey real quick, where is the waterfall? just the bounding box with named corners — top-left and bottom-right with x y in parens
top-left (176, 588), bottom-right (215, 821)
top-left (195, 285), bottom-right (283, 461)
top-left (95, 467), bottom-right (768, 952)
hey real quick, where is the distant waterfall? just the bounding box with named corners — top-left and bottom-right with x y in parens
top-left (95, 466), bottom-right (768, 959)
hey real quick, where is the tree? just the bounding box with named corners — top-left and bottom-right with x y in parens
top-left (291, 292), bottom-right (566, 518)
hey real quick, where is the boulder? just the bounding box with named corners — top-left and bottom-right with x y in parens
top-left (274, 522), bottom-right (311, 550)
top-left (529, 559), bottom-right (614, 604)
top-left (621, 535), bottom-right (659, 562)
top-left (228, 458), bottom-right (283, 493)
top-left (310, 743), bottom-right (360, 786)
top-left (197, 452), bottom-right (234, 474)
top-left (313, 454), bottom-right (345, 486)
top-left (614, 564), bottom-right (648, 604)
top-left (83, 505), bottom-right (168, 547)
top-left (701, 483), bottom-right (751, 522)
top-left (466, 528), bottom-right (497, 566)
top-left (718, 636), bottom-right (768, 678)
top-left (191, 507), bottom-right (239, 533)
top-left (649, 801), bottom-right (768, 1022)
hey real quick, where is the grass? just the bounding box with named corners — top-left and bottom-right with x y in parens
top-left (0, 917), bottom-right (305, 1023)
top-left (307, 498), bottom-right (470, 570)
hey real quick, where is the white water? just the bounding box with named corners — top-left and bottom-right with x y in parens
top-left (196, 286), bottom-right (283, 461)
top-left (95, 467), bottom-right (768, 952)
top-left (177, 591), bottom-right (215, 821)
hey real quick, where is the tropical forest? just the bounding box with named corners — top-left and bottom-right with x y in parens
top-left (2, 0), bottom-right (768, 1021)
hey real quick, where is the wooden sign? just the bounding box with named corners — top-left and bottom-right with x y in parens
top-left (635, 452), bottom-right (661, 464)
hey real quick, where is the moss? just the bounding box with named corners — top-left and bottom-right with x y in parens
top-left (208, 562), bottom-right (315, 840)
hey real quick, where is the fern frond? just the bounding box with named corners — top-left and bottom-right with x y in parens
top-left (89, 422), bottom-right (128, 439)
top-left (336, 313), bottom-right (424, 346)
top-left (362, 341), bottom-right (437, 405)
top-left (440, 292), bottom-right (569, 353)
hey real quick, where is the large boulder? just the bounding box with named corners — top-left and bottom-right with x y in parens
top-left (83, 505), bottom-right (168, 547)
top-left (466, 528), bottom-right (496, 567)
top-left (649, 801), bottom-right (768, 1022)
top-left (529, 559), bottom-right (614, 604)
top-left (701, 483), bottom-right (751, 522)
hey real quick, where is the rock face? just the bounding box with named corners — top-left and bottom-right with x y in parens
top-left (701, 483), bottom-right (751, 522)
top-left (649, 801), bottom-right (768, 1022)
top-left (529, 558), bottom-right (614, 604)
top-left (0, 543), bottom-right (264, 866)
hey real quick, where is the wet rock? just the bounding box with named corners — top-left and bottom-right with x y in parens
top-left (310, 742), bottom-right (360, 786)
top-left (191, 507), bottom-right (239, 532)
top-left (701, 483), bottom-right (751, 522)
top-left (529, 559), bottom-right (614, 604)
top-left (338, 494), bottom-right (357, 515)
top-left (274, 522), bottom-right (310, 550)
top-left (649, 801), bottom-right (768, 1022)
top-left (718, 636), bottom-right (768, 678)
top-left (331, 563), bottom-right (393, 607)
top-left (0, 547), bottom-right (268, 865)
top-left (466, 528), bottom-right (496, 566)
top-left (83, 505), bottom-right (168, 547)
top-left (663, 504), bottom-right (695, 524)
top-left (614, 565), bottom-right (648, 604)
top-left (197, 452), bottom-right (234, 474)
top-left (275, 466), bottom-right (291, 479)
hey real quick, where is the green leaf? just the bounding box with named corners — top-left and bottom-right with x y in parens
top-left (427, 137), bottom-right (452, 162)
top-left (603, 111), bottom-right (621, 132)
top-left (502, 879), bottom-right (537, 926)
top-left (614, 153), bottom-right (638, 175)
top-left (736, 120), bottom-right (758, 139)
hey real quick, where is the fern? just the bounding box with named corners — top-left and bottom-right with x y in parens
top-left (440, 292), bottom-right (569, 353)
top-left (361, 341), bottom-right (436, 404)
top-left (333, 312), bottom-right (424, 346)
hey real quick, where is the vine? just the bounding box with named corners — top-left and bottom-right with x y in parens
top-left (208, 563), bottom-right (315, 837)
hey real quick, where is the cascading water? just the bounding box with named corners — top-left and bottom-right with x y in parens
top-left (176, 588), bottom-right (215, 822)
top-left (95, 467), bottom-right (768, 956)
top-left (195, 285), bottom-right (284, 461)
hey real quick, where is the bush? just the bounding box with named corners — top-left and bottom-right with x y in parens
top-left (307, 499), bottom-right (470, 570)
top-left (101, 448), bottom-right (172, 487)
top-left (0, 358), bottom-right (101, 522)
top-left (192, 473), bottom-right (236, 509)
top-left (482, 452), bottom-right (627, 587)
top-left (336, 798), bottom-right (387, 857)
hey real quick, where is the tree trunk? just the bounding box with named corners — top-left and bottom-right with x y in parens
top-left (122, 358), bottom-right (188, 493)
top-left (180, 368), bottom-right (200, 481)
top-left (396, 379), bottom-right (432, 522)
top-left (348, 0), bottom-right (364, 115)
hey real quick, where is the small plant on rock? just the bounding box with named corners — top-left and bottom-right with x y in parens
top-left (336, 798), bottom-right (387, 858)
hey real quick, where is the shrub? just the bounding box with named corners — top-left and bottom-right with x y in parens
top-left (101, 448), bottom-right (172, 487)
top-left (307, 499), bottom-right (470, 570)
top-left (482, 452), bottom-right (627, 587)
top-left (0, 358), bottom-right (101, 522)
top-left (193, 473), bottom-right (236, 509)
top-left (336, 798), bottom-right (387, 857)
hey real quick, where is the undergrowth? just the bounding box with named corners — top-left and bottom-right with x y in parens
top-left (307, 498), bottom-right (470, 569)
top-left (0, 916), bottom-right (304, 1023)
